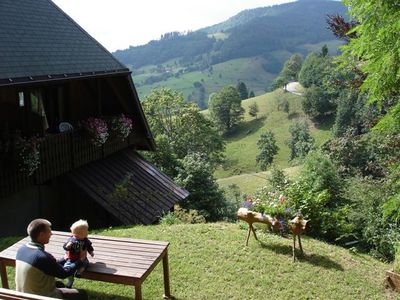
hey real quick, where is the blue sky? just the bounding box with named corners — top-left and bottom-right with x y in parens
top-left (52, 0), bottom-right (295, 51)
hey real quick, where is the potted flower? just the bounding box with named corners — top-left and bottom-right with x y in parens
top-left (81, 117), bottom-right (109, 147)
top-left (252, 191), bottom-right (294, 234)
top-left (16, 136), bottom-right (41, 176)
top-left (111, 114), bottom-right (133, 140)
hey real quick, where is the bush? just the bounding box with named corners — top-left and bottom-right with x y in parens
top-left (343, 176), bottom-right (400, 260)
top-left (394, 243), bottom-right (400, 273)
top-left (160, 205), bottom-right (206, 225)
top-left (286, 151), bottom-right (350, 240)
top-left (223, 184), bottom-right (244, 221)
top-left (267, 165), bottom-right (290, 192)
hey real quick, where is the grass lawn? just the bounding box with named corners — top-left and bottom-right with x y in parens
top-left (1, 223), bottom-right (393, 299)
top-left (217, 166), bottom-right (300, 195)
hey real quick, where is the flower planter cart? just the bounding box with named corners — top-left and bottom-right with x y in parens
top-left (385, 270), bottom-right (400, 292)
top-left (237, 208), bottom-right (309, 261)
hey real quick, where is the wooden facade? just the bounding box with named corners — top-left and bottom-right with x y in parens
top-left (0, 0), bottom-right (187, 236)
top-left (0, 75), bottom-right (154, 199)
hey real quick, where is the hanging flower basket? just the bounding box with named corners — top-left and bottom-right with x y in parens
top-left (81, 117), bottom-right (109, 147)
top-left (111, 114), bottom-right (133, 140)
top-left (16, 136), bottom-right (41, 176)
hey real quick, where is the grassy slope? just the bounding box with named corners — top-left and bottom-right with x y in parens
top-left (215, 89), bottom-right (332, 180)
top-left (133, 57), bottom-right (276, 100)
top-left (217, 166), bottom-right (301, 195)
top-left (1, 223), bottom-right (391, 299)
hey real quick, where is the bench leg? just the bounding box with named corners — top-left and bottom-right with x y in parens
top-left (0, 260), bottom-right (9, 289)
top-left (135, 284), bottom-right (142, 300)
top-left (162, 250), bottom-right (171, 299)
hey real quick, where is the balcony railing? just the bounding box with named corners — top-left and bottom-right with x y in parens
top-left (0, 129), bottom-right (137, 198)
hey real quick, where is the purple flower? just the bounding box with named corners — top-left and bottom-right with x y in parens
top-left (82, 117), bottom-right (109, 147)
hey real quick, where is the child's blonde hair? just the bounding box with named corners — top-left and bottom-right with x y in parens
top-left (70, 219), bottom-right (89, 235)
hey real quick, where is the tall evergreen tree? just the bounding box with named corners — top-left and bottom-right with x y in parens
top-left (236, 81), bottom-right (249, 100)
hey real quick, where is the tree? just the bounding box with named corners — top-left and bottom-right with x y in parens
top-left (256, 130), bottom-right (279, 171)
top-left (236, 81), bottom-right (249, 100)
top-left (143, 88), bottom-right (224, 176)
top-left (271, 54), bottom-right (303, 90)
top-left (209, 86), bottom-right (244, 134)
top-left (320, 44), bottom-right (329, 57)
top-left (249, 91), bottom-right (255, 98)
top-left (287, 121), bottom-right (314, 160)
top-left (298, 51), bottom-right (333, 88)
top-left (302, 85), bottom-right (336, 121)
top-left (248, 102), bottom-right (259, 119)
top-left (340, 0), bottom-right (400, 132)
top-left (175, 153), bottom-right (228, 221)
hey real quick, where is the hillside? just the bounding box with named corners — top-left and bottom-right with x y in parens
top-left (214, 89), bottom-right (332, 180)
top-left (1, 223), bottom-right (390, 299)
top-left (114, 0), bottom-right (346, 104)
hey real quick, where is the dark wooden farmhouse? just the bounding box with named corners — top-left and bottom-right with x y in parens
top-left (0, 0), bottom-right (188, 236)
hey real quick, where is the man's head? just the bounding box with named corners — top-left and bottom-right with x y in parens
top-left (27, 219), bottom-right (52, 244)
top-left (70, 219), bottom-right (89, 239)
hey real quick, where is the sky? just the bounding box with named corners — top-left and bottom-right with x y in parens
top-left (52, 0), bottom-right (296, 52)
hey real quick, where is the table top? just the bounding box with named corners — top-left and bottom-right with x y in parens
top-left (0, 231), bottom-right (169, 285)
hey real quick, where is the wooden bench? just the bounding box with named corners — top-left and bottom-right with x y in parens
top-left (0, 231), bottom-right (171, 300)
top-left (0, 287), bottom-right (58, 300)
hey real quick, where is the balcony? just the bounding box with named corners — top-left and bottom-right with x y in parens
top-left (0, 129), bottom-right (138, 199)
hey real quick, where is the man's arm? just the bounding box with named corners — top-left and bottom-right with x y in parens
top-left (40, 252), bottom-right (83, 279)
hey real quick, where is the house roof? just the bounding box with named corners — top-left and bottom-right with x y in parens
top-left (0, 0), bottom-right (129, 86)
top-left (66, 150), bottom-right (189, 225)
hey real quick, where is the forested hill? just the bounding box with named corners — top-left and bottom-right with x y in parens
top-left (113, 0), bottom-right (347, 105)
top-left (114, 0), bottom-right (346, 69)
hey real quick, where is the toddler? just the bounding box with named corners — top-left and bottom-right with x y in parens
top-left (62, 219), bottom-right (94, 288)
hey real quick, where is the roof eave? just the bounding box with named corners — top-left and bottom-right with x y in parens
top-left (0, 69), bottom-right (130, 87)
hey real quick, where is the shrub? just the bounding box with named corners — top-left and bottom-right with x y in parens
top-left (223, 184), bottom-right (244, 221)
top-left (267, 165), bottom-right (290, 192)
top-left (394, 243), bottom-right (400, 273)
top-left (160, 211), bottom-right (181, 225)
top-left (160, 206), bottom-right (206, 225)
top-left (286, 151), bottom-right (350, 240)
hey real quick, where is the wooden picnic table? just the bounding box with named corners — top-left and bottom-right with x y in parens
top-left (0, 231), bottom-right (171, 300)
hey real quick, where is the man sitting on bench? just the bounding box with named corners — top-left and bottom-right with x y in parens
top-left (15, 219), bottom-right (87, 299)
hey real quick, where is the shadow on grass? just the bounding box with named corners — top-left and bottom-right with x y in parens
top-left (225, 116), bottom-right (267, 142)
top-left (258, 241), bottom-right (344, 271)
top-left (313, 115), bottom-right (334, 130)
top-left (87, 290), bottom-right (180, 300)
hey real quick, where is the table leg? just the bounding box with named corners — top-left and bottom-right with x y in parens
top-left (0, 260), bottom-right (9, 289)
top-left (162, 250), bottom-right (171, 299)
top-left (135, 284), bottom-right (142, 300)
